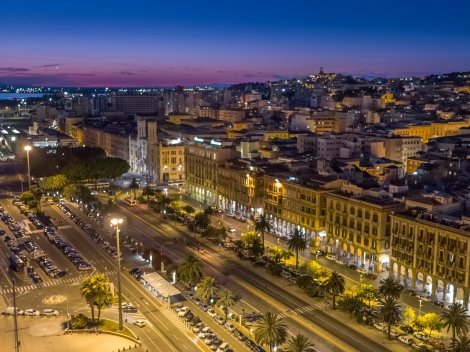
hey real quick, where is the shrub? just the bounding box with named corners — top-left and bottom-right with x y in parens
top-left (70, 313), bottom-right (88, 329)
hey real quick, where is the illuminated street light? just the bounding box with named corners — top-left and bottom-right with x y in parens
top-left (110, 217), bottom-right (124, 330)
top-left (24, 145), bottom-right (32, 189)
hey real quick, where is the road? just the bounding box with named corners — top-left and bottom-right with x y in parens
top-left (115, 202), bottom-right (407, 352)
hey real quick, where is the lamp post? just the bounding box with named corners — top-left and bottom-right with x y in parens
top-left (24, 145), bottom-right (32, 190)
top-left (418, 298), bottom-right (423, 317)
top-left (111, 217), bottom-right (124, 330)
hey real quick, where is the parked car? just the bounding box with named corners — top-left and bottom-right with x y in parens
top-left (325, 254), bottom-right (337, 261)
top-left (413, 331), bottom-right (430, 341)
top-left (207, 308), bottom-right (217, 318)
top-left (42, 309), bottom-right (59, 316)
top-left (24, 309), bottom-right (40, 316)
top-left (234, 329), bottom-right (247, 341)
top-left (374, 322), bottom-right (386, 331)
top-left (225, 322), bottom-right (235, 332)
top-left (398, 335), bottom-right (414, 345)
top-left (216, 316), bottom-right (226, 325)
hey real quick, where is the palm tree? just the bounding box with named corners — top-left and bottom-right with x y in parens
top-left (80, 274), bottom-right (110, 323)
top-left (216, 289), bottom-right (235, 320)
top-left (196, 276), bottom-right (217, 303)
top-left (378, 277), bottom-right (404, 300)
top-left (284, 334), bottom-right (316, 352)
top-left (141, 185), bottom-right (155, 206)
top-left (95, 286), bottom-right (113, 321)
top-left (441, 302), bottom-right (469, 346)
top-left (326, 271), bottom-right (345, 309)
top-left (454, 334), bottom-right (470, 352)
top-left (255, 214), bottom-right (271, 251)
top-left (129, 178), bottom-right (139, 200)
top-left (253, 312), bottom-right (288, 352)
top-left (378, 297), bottom-right (402, 339)
top-left (287, 228), bottom-right (308, 269)
top-left (177, 255), bottom-right (203, 287)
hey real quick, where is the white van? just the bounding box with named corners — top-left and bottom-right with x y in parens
top-left (6, 306), bottom-right (24, 316)
top-left (217, 343), bottom-right (229, 352)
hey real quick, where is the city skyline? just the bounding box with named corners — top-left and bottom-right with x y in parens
top-left (1, 0), bottom-right (470, 87)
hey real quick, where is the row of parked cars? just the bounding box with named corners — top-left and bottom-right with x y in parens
top-left (43, 226), bottom-right (92, 271)
top-left (373, 322), bottom-right (435, 351)
top-left (324, 253), bottom-right (378, 280)
top-left (58, 202), bottom-right (121, 261)
top-left (174, 303), bottom-right (232, 352)
top-left (12, 197), bottom-right (44, 229)
top-left (2, 307), bottom-right (59, 317)
top-left (184, 291), bottom-right (266, 352)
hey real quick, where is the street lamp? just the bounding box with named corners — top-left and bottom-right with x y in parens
top-left (418, 299), bottom-right (423, 317)
top-left (24, 145), bottom-right (32, 190)
top-left (110, 217), bottom-right (124, 330)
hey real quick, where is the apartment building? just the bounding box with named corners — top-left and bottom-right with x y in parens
top-left (390, 208), bottom-right (470, 309)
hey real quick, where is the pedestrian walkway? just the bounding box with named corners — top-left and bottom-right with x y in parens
top-left (160, 307), bottom-right (191, 333)
top-left (0, 264), bottom-right (151, 295)
top-left (277, 302), bottom-right (324, 319)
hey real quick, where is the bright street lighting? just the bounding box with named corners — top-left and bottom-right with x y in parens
top-left (24, 145), bottom-right (32, 189)
top-left (110, 217), bottom-right (124, 330)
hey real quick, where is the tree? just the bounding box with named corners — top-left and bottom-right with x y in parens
top-left (284, 334), bottom-right (316, 352)
top-left (326, 271), bottom-right (345, 309)
top-left (194, 212), bottom-right (210, 230)
top-left (379, 277), bottom-right (404, 300)
top-left (287, 228), bottom-right (308, 269)
top-left (216, 289), bottom-right (235, 320)
top-left (19, 191), bottom-right (37, 209)
top-left (30, 186), bottom-right (43, 212)
top-left (441, 302), bottom-right (469, 346)
top-left (204, 206), bottom-right (214, 222)
top-left (359, 284), bottom-right (379, 308)
top-left (339, 295), bottom-right (363, 318)
top-left (196, 276), bottom-right (217, 303)
top-left (454, 334), bottom-right (470, 352)
top-left (40, 174), bottom-right (68, 191)
top-left (80, 274), bottom-right (110, 323)
top-left (242, 232), bottom-right (264, 257)
top-left (378, 297), bottom-right (402, 339)
top-left (177, 255), bottom-right (203, 287)
top-left (421, 313), bottom-right (444, 337)
top-left (403, 306), bottom-right (416, 326)
top-left (253, 312), bottom-right (288, 352)
top-left (183, 205), bottom-right (195, 215)
top-left (142, 185), bottom-right (155, 206)
top-left (255, 214), bottom-right (271, 251)
top-left (129, 178), bottom-right (139, 200)
top-left (95, 285), bottom-right (113, 321)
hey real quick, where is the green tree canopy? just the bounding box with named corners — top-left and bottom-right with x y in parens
top-left (254, 312), bottom-right (288, 352)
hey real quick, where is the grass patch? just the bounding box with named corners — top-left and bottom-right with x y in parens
top-left (97, 319), bottom-right (135, 338)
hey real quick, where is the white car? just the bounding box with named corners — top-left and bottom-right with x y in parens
top-left (413, 331), bottom-right (430, 341)
top-left (228, 227), bottom-right (236, 233)
top-left (216, 316), bottom-right (226, 325)
top-left (178, 306), bottom-right (190, 317)
top-left (389, 329), bottom-right (403, 339)
top-left (133, 319), bottom-right (146, 328)
top-left (207, 308), bottom-right (217, 318)
top-left (357, 268), bottom-right (368, 275)
top-left (373, 322), bottom-right (386, 331)
top-left (398, 334), bottom-right (414, 345)
top-left (42, 309), bottom-right (59, 316)
top-left (325, 254), bottom-right (337, 261)
top-left (24, 309), bottom-right (40, 316)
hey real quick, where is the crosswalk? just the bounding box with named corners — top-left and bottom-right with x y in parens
top-left (0, 264), bottom-right (152, 296)
top-left (160, 307), bottom-right (191, 333)
top-left (277, 302), bottom-right (324, 319)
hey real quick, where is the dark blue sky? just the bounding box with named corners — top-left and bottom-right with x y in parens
top-left (1, 0), bottom-right (469, 86)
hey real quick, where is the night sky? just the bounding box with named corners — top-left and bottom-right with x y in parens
top-left (1, 0), bottom-right (469, 87)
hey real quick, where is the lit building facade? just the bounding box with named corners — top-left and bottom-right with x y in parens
top-left (390, 211), bottom-right (470, 309)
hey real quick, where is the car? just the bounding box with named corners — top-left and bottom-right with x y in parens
top-left (216, 316), bottom-right (226, 325)
top-left (178, 307), bottom-right (190, 317)
top-left (413, 331), bottom-right (430, 341)
top-left (389, 329), bottom-right (403, 339)
top-left (432, 300), bottom-right (445, 308)
top-left (234, 329), bottom-right (247, 341)
top-left (24, 309), bottom-right (40, 316)
top-left (325, 254), bottom-right (336, 261)
top-left (225, 322), bottom-right (235, 332)
top-left (374, 322), bottom-right (386, 331)
top-left (6, 307), bottom-right (24, 316)
top-left (204, 334), bottom-right (217, 345)
top-left (398, 334), bottom-right (414, 345)
top-left (185, 312), bottom-right (195, 322)
top-left (32, 275), bottom-right (43, 284)
top-left (189, 316), bottom-right (201, 326)
top-left (207, 308), bottom-right (217, 317)
top-left (404, 289), bottom-right (417, 296)
top-left (347, 264), bottom-right (358, 270)
top-left (365, 273), bottom-right (377, 280)
top-left (227, 227), bottom-right (236, 233)
top-left (42, 309), bottom-right (59, 316)
top-left (123, 305), bottom-right (138, 313)
top-left (417, 295), bottom-right (432, 303)
top-left (216, 343), bottom-right (230, 352)
top-left (399, 324), bottom-right (414, 334)
top-left (357, 268), bottom-right (368, 275)
top-left (335, 259), bottom-right (346, 265)
top-left (133, 319), bottom-right (146, 328)
top-left (210, 339), bottom-right (223, 351)
top-left (192, 322), bottom-right (204, 333)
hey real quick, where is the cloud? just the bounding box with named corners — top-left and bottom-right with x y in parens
top-left (0, 67), bottom-right (30, 73)
top-left (38, 64), bottom-right (61, 68)
top-left (115, 71), bottom-right (135, 75)
top-left (70, 73), bottom-right (96, 76)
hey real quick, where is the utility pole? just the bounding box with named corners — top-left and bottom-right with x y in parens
top-left (13, 280), bottom-right (20, 352)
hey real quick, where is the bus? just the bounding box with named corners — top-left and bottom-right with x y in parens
top-left (124, 198), bottom-right (137, 206)
top-left (10, 254), bottom-right (24, 272)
